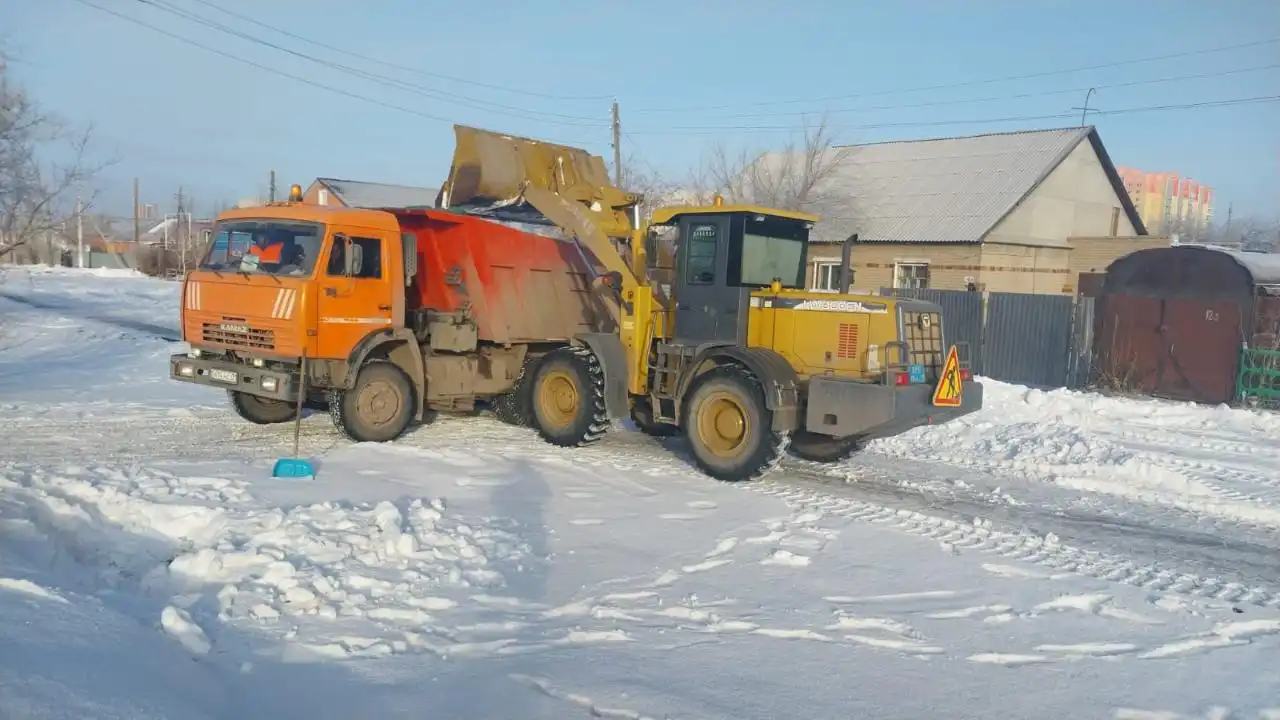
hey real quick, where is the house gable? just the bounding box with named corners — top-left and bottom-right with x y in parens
top-left (983, 136), bottom-right (1138, 249)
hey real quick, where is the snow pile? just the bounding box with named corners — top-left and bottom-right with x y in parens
top-left (871, 379), bottom-right (1280, 527)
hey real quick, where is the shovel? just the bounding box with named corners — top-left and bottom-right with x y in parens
top-left (272, 349), bottom-right (316, 481)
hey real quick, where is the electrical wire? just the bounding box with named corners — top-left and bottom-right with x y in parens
top-left (68, 0), bottom-right (604, 147)
top-left (632, 36), bottom-right (1280, 113)
top-left (701, 62), bottom-right (1280, 121)
top-left (626, 95), bottom-right (1280, 135)
top-left (135, 0), bottom-right (608, 126)
top-left (180, 0), bottom-right (613, 102)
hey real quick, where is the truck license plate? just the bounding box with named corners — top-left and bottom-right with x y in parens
top-left (908, 364), bottom-right (926, 384)
top-left (209, 368), bottom-right (238, 384)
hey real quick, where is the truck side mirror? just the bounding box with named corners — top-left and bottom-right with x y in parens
top-left (347, 242), bottom-right (364, 277)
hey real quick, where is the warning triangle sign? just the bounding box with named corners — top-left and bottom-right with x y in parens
top-left (932, 345), bottom-right (964, 407)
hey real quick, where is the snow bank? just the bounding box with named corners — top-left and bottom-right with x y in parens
top-left (872, 379), bottom-right (1280, 527)
top-left (1, 263), bottom-right (149, 280)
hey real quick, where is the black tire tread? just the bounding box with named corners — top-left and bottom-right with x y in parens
top-left (227, 389), bottom-right (297, 425)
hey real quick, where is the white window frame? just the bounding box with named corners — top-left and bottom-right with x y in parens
top-left (893, 262), bottom-right (930, 290)
top-left (810, 260), bottom-right (843, 293)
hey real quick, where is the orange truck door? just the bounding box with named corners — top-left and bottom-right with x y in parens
top-left (317, 234), bottom-right (396, 358)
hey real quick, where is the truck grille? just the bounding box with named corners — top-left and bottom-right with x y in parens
top-left (902, 311), bottom-right (944, 380)
top-left (201, 322), bottom-right (275, 350)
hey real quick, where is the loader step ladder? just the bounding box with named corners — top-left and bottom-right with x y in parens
top-left (649, 343), bottom-right (696, 424)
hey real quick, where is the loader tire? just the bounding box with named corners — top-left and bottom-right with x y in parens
top-left (788, 431), bottom-right (867, 463)
top-left (682, 365), bottom-right (788, 482)
top-left (328, 361), bottom-right (415, 443)
top-left (529, 346), bottom-right (609, 447)
top-left (228, 390), bottom-right (297, 425)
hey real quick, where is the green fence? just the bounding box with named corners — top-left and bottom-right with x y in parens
top-left (1237, 347), bottom-right (1280, 406)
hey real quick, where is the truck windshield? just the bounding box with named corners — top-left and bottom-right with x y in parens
top-left (200, 220), bottom-right (324, 277)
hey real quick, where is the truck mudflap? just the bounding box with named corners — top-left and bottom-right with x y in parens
top-left (802, 375), bottom-right (984, 441)
top-left (170, 353), bottom-right (297, 402)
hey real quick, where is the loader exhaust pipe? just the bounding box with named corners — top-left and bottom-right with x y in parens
top-left (838, 233), bottom-right (857, 294)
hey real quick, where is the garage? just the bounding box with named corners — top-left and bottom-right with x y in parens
top-left (1095, 245), bottom-right (1280, 405)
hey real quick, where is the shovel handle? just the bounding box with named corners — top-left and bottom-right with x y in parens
top-left (293, 349), bottom-right (307, 456)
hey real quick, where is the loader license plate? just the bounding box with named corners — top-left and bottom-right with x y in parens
top-left (209, 368), bottom-right (238, 384)
top-left (908, 364), bottom-right (926, 384)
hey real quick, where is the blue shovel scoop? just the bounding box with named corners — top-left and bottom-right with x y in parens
top-left (272, 350), bottom-right (315, 480)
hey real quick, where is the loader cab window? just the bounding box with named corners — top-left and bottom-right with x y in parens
top-left (684, 223), bottom-right (719, 285)
top-left (729, 216), bottom-right (808, 289)
top-left (326, 236), bottom-right (383, 279)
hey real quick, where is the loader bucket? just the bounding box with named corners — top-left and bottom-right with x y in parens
top-left (439, 124), bottom-right (639, 226)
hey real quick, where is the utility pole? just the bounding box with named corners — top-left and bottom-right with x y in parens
top-left (133, 178), bottom-right (140, 244)
top-left (269, 169), bottom-right (276, 203)
top-left (611, 100), bottom-right (623, 187)
top-left (176, 186), bottom-right (186, 274)
top-left (76, 197), bottom-right (84, 268)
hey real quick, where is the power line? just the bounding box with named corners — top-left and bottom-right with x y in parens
top-left (633, 36), bottom-right (1280, 113)
top-left (626, 94), bottom-right (1280, 135)
top-left (68, 0), bottom-right (602, 146)
top-left (135, 0), bottom-right (607, 126)
top-left (180, 0), bottom-right (612, 102)
top-left (700, 62), bottom-right (1280, 121)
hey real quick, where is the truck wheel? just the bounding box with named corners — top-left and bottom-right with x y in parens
top-left (631, 397), bottom-right (678, 437)
top-left (228, 390), bottom-right (297, 424)
top-left (682, 365), bottom-right (788, 482)
top-left (789, 431), bottom-right (867, 463)
top-left (329, 361), bottom-right (415, 443)
top-left (529, 346), bottom-right (609, 447)
top-left (491, 356), bottom-right (537, 427)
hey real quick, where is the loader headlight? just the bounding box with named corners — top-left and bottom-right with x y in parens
top-left (178, 364), bottom-right (196, 377)
top-left (261, 377), bottom-right (278, 392)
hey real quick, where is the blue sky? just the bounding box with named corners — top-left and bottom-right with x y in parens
top-left (3, 0), bottom-right (1278, 220)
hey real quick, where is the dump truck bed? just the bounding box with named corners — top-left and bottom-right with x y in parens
top-left (393, 208), bottom-right (610, 344)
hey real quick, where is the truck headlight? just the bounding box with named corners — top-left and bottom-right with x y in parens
top-left (251, 357), bottom-right (266, 368)
top-left (178, 364), bottom-right (196, 377)
top-left (188, 349), bottom-right (202, 359)
top-left (261, 377), bottom-right (278, 392)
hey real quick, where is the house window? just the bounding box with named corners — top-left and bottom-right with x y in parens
top-left (1110, 207), bottom-right (1121, 237)
top-left (893, 262), bottom-right (929, 290)
top-left (811, 261), bottom-right (848, 292)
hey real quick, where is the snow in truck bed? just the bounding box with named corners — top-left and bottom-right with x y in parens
top-left (1, 265), bottom-right (1278, 720)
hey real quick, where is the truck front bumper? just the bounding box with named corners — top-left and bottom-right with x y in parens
top-left (802, 376), bottom-right (984, 441)
top-left (170, 353), bottom-right (298, 402)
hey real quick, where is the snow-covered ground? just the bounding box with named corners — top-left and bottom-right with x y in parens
top-left (2, 265), bottom-right (1278, 720)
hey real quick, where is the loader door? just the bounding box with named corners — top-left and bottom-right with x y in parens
top-left (317, 232), bottom-right (395, 358)
top-left (673, 215), bottom-right (749, 345)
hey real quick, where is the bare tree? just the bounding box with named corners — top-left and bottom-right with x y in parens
top-left (0, 51), bottom-right (111, 263)
top-left (691, 115), bottom-right (850, 212)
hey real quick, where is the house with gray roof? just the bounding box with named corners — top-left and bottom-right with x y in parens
top-left (805, 126), bottom-right (1154, 295)
top-left (303, 177), bottom-right (441, 209)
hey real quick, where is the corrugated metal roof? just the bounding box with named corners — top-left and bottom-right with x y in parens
top-left (806, 127), bottom-right (1098, 244)
top-left (316, 178), bottom-right (440, 209)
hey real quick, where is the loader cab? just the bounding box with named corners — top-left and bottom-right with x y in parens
top-left (651, 203), bottom-right (816, 346)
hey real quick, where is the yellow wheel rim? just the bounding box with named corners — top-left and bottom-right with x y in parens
top-left (696, 390), bottom-right (749, 458)
top-left (537, 370), bottom-right (580, 429)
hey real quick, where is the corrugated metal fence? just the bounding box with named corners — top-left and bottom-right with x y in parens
top-left (882, 287), bottom-right (1095, 389)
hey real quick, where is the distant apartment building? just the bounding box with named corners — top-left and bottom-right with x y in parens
top-left (1116, 167), bottom-right (1214, 236)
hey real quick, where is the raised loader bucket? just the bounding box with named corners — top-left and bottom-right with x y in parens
top-left (438, 124), bottom-right (639, 240)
